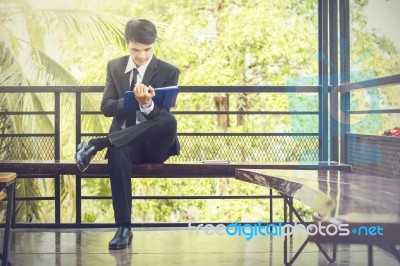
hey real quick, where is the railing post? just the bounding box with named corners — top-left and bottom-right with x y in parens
top-left (339, 0), bottom-right (350, 163)
top-left (75, 92), bottom-right (82, 224)
top-left (54, 92), bottom-right (61, 224)
top-left (319, 0), bottom-right (329, 161)
top-left (329, 0), bottom-right (339, 162)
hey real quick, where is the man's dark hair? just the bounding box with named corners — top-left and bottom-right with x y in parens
top-left (124, 19), bottom-right (157, 45)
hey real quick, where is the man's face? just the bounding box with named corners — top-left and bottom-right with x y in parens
top-left (128, 41), bottom-right (154, 67)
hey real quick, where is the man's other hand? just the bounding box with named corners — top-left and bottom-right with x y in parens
top-left (133, 84), bottom-right (155, 105)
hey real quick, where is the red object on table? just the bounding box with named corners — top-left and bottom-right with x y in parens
top-left (384, 127), bottom-right (400, 136)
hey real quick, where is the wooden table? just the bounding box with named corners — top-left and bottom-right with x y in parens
top-left (235, 169), bottom-right (400, 265)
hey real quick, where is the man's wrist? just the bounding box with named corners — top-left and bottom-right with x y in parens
top-left (140, 101), bottom-right (152, 109)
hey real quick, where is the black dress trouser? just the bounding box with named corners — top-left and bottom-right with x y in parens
top-left (107, 109), bottom-right (177, 225)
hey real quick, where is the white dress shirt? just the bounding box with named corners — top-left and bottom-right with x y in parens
top-left (124, 56), bottom-right (154, 125)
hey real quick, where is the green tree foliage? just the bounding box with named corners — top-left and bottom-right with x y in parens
top-left (347, 0), bottom-right (400, 134)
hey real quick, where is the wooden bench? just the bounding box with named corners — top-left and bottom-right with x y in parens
top-left (235, 168), bottom-right (400, 266)
top-left (0, 161), bottom-right (351, 231)
top-left (0, 160), bottom-right (350, 227)
top-left (0, 160), bottom-right (352, 176)
top-left (0, 172), bottom-right (16, 266)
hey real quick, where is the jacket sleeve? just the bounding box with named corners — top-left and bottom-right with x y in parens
top-left (100, 61), bottom-right (125, 117)
top-left (143, 66), bottom-right (179, 120)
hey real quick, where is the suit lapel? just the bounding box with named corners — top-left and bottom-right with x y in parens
top-left (142, 56), bottom-right (158, 86)
top-left (121, 58), bottom-right (131, 92)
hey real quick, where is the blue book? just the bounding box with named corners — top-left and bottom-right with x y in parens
top-left (123, 86), bottom-right (179, 112)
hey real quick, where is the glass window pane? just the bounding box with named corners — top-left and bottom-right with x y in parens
top-left (350, 0), bottom-right (400, 81)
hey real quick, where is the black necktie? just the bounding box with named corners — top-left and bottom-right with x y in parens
top-left (126, 69), bottom-right (139, 127)
top-left (130, 68), bottom-right (138, 89)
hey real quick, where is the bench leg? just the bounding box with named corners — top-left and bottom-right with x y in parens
top-left (2, 182), bottom-right (15, 266)
top-left (12, 183), bottom-right (16, 230)
top-left (368, 244), bottom-right (373, 266)
top-left (284, 234), bottom-right (310, 265)
top-left (282, 196), bottom-right (336, 265)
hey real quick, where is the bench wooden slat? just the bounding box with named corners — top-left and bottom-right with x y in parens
top-left (0, 172), bottom-right (16, 183)
top-left (0, 160), bottom-right (352, 177)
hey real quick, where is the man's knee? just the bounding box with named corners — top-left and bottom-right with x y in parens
top-left (157, 111), bottom-right (177, 131)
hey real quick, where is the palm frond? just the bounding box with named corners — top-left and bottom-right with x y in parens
top-left (18, 39), bottom-right (78, 85)
top-left (0, 28), bottom-right (28, 85)
top-left (0, 34), bottom-right (77, 86)
top-left (0, 63), bottom-right (27, 86)
top-left (26, 9), bottom-right (128, 49)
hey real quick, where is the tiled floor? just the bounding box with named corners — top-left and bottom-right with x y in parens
top-left (2, 228), bottom-right (399, 266)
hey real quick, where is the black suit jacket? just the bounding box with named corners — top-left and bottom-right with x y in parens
top-left (100, 55), bottom-right (180, 155)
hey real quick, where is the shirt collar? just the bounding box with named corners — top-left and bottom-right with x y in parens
top-left (124, 55), bottom-right (153, 77)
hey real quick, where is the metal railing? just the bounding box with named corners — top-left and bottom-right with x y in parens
top-left (0, 85), bottom-right (320, 227)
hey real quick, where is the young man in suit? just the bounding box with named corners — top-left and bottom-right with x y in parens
top-left (74, 19), bottom-right (180, 249)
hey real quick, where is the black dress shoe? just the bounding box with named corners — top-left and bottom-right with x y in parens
top-left (109, 227), bottom-right (133, 250)
top-left (74, 141), bottom-right (97, 172)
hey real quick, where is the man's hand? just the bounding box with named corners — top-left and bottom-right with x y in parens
top-left (133, 84), bottom-right (155, 105)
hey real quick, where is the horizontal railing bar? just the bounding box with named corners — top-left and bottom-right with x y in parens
top-left (81, 111), bottom-right (319, 115)
top-left (80, 133), bottom-right (107, 137)
top-left (0, 85), bottom-right (320, 93)
top-left (174, 111), bottom-right (318, 115)
top-left (0, 86), bottom-right (104, 93)
top-left (81, 195), bottom-right (283, 200)
top-left (180, 86), bottom-right (320, 93)
top-left (14, 174), bottom-right (59, 178)
top-left (81, 175), bottom-right (235, 178)
top-left (80, 132), bottom-right (319, 137)
top-left (0, 132), bottom-right (318, 137)
top-left (0, 133), bottom-right (54, 137)
top-left (346, 109), bottom-right (400, 114)
top-left (0, 111), bottom-right (55, 115)
top-left (337, 74), bottom-right (400, 93)
top-left (16, 197), bottom-right (55, 200)
top-left (81, 112), bottom-right (103, 115)
top-left (177, 133), bottom-right (318, 136)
